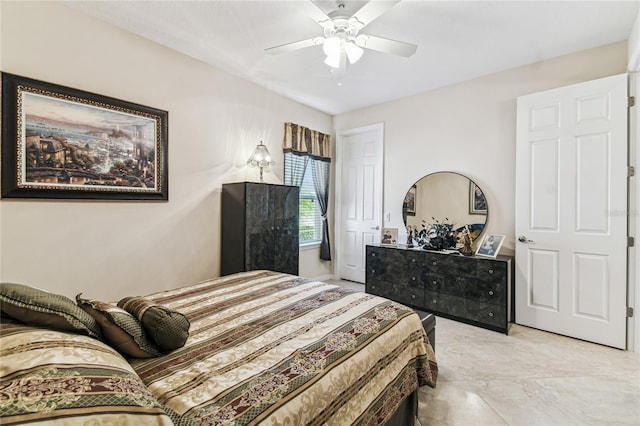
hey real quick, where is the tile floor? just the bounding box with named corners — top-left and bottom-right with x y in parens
top-left (326, 279), bottom-right (640, 426)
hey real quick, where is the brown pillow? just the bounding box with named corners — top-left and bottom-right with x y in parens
top-left (0, 283), bottom-right (102, 339)
top-left (118, 296), bottom-right (190, 352)
top-left (76, 295), bottom-right (162, 358)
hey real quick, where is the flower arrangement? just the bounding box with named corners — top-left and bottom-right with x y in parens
top-left (414, 217), bottom-right (457, 251)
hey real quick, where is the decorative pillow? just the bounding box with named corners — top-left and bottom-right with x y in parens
top-left (0, 282), bottom-right (102, 339)
top-left (0, 321), bottom-right (184, 425)
top-left (118, 296), bottom-right (190, 352)
top-left (76, 295), bottom-right (162, 358)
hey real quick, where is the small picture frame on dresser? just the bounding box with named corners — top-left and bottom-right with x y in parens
top-left (476, 234), bottom-right (505, 258)
top-left (380, 228), bottom-right (398, 246)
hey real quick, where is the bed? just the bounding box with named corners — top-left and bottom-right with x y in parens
top-left (0, 270), bottom-right (437, 425)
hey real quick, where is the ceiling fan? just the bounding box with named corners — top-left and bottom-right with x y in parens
top-left (264, 0), bottom-right (417, 72)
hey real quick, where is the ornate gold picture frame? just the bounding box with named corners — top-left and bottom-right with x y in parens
top-left (1, 73), bottom-right (168, 200)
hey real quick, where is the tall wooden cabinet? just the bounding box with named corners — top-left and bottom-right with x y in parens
top-left (221, 182), bottom-right (299, 276)
top-left (366, 244), bottom-right (514, 334)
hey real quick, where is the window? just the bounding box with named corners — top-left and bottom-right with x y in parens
top-left (284, 153), bottom-right (322, 245)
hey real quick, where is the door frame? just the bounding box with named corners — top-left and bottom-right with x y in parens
top-left (334, 122), bottom-right (384, 282)
top-left (630, 72), bottom-right (639, 352)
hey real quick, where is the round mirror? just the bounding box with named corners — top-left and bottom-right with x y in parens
top-left (402, 172), bottom-right (488, 250)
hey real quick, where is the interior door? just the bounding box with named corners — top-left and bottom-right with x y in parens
top-left (515, 73), bottom-right (628, 349)
top-left (337, 124), bottom-right (383, 283)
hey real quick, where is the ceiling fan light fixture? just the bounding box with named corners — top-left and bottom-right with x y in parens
top-left (324, 52), bottom-right (341, 69)
top-left (264, 1), bottom-right (418, 74)
top-left (323, 36), bottom-right (344, 69)
top-left (322, 36), bottom-right (341, 57)
top-left (344, 41), bottom-right (364, 64)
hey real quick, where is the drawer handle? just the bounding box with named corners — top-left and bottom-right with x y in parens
top-left (488, 312), bottom-right (494, 317)
top-left (488, 269), bottom-right (494, 274)
top-left (411, 276), bottom-right (416, 281)
top-left (432, 299), bottom-right (437, 304)
top-left (488, 290), bottom-right (494, 296)
top-left (411, 294), bottom-right (416, 299)
top-left (432, 261), bottom-right (437, 266)
top-left (372, 253), bottom-right (376, 257)
top-left (432, 280), bottom-right (437, 285)
top-left (372, 269), bottom-right (376, 273)
top-left (412, 258), bottom-right (416, 263)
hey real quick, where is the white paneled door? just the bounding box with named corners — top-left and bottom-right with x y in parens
top-left (337, 124), bottom-right (383, 283)
top-left (515, 74), bottom-right (628, 349)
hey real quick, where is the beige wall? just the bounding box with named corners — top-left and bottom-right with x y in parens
top-left (0, 1), bottom-right (332, 301)
top-left (333, 41), bottom-right (628, 255)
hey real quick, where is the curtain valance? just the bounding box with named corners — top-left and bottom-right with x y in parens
top-left (283, 122), bottom-right (331, 161)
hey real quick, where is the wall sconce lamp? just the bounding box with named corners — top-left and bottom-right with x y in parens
top-left (247, 141), bottom-right (274, 183)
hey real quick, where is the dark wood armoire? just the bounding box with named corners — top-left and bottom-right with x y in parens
top-left (221, 182), bottom-right (299, 276)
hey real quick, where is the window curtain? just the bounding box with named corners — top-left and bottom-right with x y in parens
top-left (283, 154), bottom-right (308, 187)
top-left (283, 122), bottom-right (332, 261)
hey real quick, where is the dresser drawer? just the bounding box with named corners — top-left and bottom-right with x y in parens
top-left (424, 273), bottom-right (444, 292)
top-left (424, 291), bottom-right (467, 317)
top-left (367, 279), bottom-right (424, 308)
top-left (426, 254), bottom-right (476, 278)
top-left (393, 287), bottom-right (424, 307)
top-left (440, 275), bottom-right (479, 298)
top-left (461, 279), bottom-right (505, 305)
top-left (403, 273), bottom-right (423, 288)
top-left (476, 259), bottom-right (507, 282)
top-left (423, 290), bottom-right (447, 312)
top-left (367, 249), bottom-right (391, 280)
top-left (424, 290), bottom-right (506, 328)
top-left (464, 300), bottom-right (506, 328)
top-left (367, 247), bottom-right (406, 279)
top-left (366, 279), bottom-right (392, 299)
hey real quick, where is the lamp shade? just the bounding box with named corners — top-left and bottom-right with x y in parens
top-left (322, 36), bottom-right (341, 57)
top-left (344, 41), bottom-right (364, 64)
top-left (324, 53), bottom-right (341, 69)
top-left (247, 141), bottom-right (274, 182)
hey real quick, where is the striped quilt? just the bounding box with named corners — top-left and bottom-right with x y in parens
top-left (130, 271), bottom-right (438, 425)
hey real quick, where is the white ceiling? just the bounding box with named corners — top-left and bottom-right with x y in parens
top-left (63, 0), bottom-right (640, 115)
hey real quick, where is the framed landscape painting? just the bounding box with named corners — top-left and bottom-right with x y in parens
top-left (1, 73), bottom-right (168, 200)
top-left (469, 181), bottom-right (487, 214)
top-left (403, 184), bottom-right (416, 216)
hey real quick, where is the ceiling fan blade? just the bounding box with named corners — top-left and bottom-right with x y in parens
top-left (301, 1), bottom-right (333, 27)
top-left (354, 34), bottom-right (417, 57)
top-left (351, 0), bottom-right (402, 28)
top-left (265, 37), bottom-right (325, 55)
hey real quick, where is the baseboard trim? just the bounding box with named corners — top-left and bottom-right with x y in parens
top-left (311, 274), bottom-right (333, 282)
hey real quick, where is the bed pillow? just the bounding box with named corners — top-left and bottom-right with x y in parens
top-left (0, 321), bottom-right (185, 425)
top-left (76, 295), bottom-right (163, 358)
top-left (118, 296), bottom-right (190, 352)
top-left (0, 282), bottom-right (102, 339)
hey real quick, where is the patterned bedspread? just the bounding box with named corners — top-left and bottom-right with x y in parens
top-left (130, 271), bottom-right (438, 425)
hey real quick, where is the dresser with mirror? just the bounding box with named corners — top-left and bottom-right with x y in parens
top-left (366, 172), bottom-right (514, 333)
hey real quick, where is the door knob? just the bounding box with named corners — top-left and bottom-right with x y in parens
top-left (371, 225), bottom-right (380, 230)
top-left (518, 235), bottom-right (534, 243)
